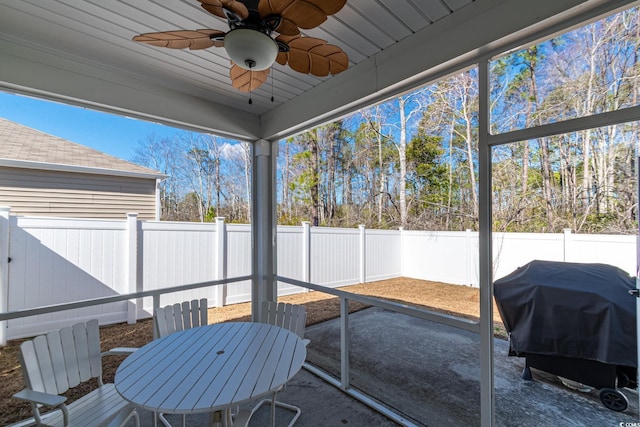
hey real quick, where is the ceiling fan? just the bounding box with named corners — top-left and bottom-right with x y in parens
top-left (132, 0), bottom-right (349, 101)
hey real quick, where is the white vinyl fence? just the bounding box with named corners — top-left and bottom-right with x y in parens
top-left (0, 207), bottom-right (636, 340)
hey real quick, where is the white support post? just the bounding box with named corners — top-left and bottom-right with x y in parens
top-left (215, 217), bottom-right (227, 307)
top-left (398, 226), bottom-right (404, 278)
top-left (126, 213), bottom-right (138, 324)
top-left (636, 156), bottom-right (640, 415)
top-left (563, 228), bottom-right (572, 262)
top-left (478, 58), bottom-right (495, 427)
top-left (155, 179), bottom-right (162, 221)
top-left (302, 221), bottom-right (311, 287)
top-left (359, 224), bottom-right (366, 284)
top-left (0, 207), bottom-right (10, 346)
top-left (251, 139), bottom-right (278, 322)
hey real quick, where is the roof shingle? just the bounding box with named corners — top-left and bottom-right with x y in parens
top-left (0, 117), bottom-right (163, 177)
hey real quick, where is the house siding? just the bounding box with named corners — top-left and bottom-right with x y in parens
top-left (0, 167), bottom-right (157, 220)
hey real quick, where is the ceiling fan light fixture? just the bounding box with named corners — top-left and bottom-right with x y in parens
top-left (224, 28), bottom-right (278, 71)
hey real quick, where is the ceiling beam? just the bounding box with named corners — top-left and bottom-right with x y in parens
top-left (0, 37), bottom-right (261, 141)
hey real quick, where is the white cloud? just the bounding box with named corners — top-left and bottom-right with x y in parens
top-left (220, 142), bottom-right (245, 160)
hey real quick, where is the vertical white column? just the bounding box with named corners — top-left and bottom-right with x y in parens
top-left (251, 139), bottom-right (277, 322)
top-left (398, 226), bottom-right (404, 277)
top-left (126, 212), bottom-right (138, 324)
top-left (359, 224), bottom-right (366, 284)
top-left (0, 207), bottom-right (10, 345)
top-left (636, 156), bottom-right (640, 415)
top-left (466, 229), bottom-right (473, 286)
top-left (155, 179), bottom-right (162, 221)
top-left (478, 58), bottom-right (495, 427)
top-left (302, 221), bottom-right (311, 286)
top-left (563, 228), bottom-right (572, 262)
top-left (215, 217), bottom-right (227, 307)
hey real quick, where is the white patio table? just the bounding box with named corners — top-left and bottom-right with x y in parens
top-left (114, 321), bottom-right (307, 427)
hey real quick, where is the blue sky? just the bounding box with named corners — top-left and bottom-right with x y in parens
top-left (0, 91), bottom-right (193, 162)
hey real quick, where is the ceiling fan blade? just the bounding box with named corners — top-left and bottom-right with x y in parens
top-left (199, 0), bottom-right (250, 20)
top-left (259, 0), bottom-right (347, 34)
top-left (276, 35), bottom-right (348, 76)
top-left (133, 29), bottom-right (225, 50)
top-left (230, 63), bottom-right (270, 92)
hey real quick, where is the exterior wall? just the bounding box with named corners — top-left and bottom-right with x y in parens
top-left (0, 166), bottom-right (157, 220)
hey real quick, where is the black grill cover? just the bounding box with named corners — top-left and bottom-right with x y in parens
top-left (494, 260), bottom-right (637, 367)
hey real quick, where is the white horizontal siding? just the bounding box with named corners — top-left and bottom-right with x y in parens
top-left (0, 167), bottom-right (157, 220)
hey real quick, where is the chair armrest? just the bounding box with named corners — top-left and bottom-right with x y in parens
top-left (103, 347), bottom-right (138, 356)
top-left (13, 389), bottom-right (66, 407)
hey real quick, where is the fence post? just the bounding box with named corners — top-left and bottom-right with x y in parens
top-left (466, 229), bottom-right (473, 286)
top-left (215, 217), bottom-right (227, 307)
top-left (399, 226), bottom-right (404, 278)
top-left (302, 222), bottom-right (311, 287)
top-left (0, 207), bottom-right (10, 345)
top-left (359, 224), bottom-right (366, 284)
top-left (563, 228), bottom-right (572, 262)
top-left (126, 213), bottom-right (138, 324)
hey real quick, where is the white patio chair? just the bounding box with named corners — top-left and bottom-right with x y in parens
top-left (251, 301), bottom-right (309, 427)
top-left (110, 298), bottom-right (210, 427)
top-left (13, 319), bottom-right (139, 427)
top-left (152, 298), bottom-right (209, 427)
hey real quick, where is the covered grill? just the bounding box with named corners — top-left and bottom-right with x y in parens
top-left (494, 260), bottom-right (637, 412)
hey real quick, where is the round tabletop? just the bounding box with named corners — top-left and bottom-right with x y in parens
top-left (114, 322), bottom-right (307, 415)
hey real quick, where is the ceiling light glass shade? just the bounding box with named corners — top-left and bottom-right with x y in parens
top-left (224, 29), bottom-right (278, 71)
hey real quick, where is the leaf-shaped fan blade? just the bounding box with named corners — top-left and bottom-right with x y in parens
top-left (259, 0), bottom-right (347, 35)
top-left (230, 63), bottom-right (270, 92)
top-left (199, 0), bottom-right (249, 20)
top-left (276, 35), bottom-right (348, 77)
top-left (133, 30), bottom-right (225, 50)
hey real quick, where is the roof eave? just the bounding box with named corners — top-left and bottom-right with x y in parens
top-left (0, 158), bottom-right (167, 180)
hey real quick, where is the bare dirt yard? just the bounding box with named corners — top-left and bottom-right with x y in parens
top-left (0, 277), bottom-right (505, 425)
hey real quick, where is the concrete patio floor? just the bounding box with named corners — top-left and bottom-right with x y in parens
top-left (134, 306), bottom-right (638, 426)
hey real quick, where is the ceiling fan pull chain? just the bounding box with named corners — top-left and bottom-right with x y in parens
top-left (271, 68), bottom-right (274, 103)
top-left (248, 66), bottom-right (253, 105)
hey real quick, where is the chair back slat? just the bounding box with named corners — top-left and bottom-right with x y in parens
top-left (31, 335), bottom-right (59, 394)
top-left (154, 307), bottom-right (169, 338)
top-left (46, 330), bottom-right (69, 393)
top-left (19, 340), bottom-right (42, 392)
top-left (182, 301), bottom-right (192, 329)
top-left (292, 305), bottom-right (307, 338)
top-left (154, 298), bottom-right (208, 339)
top-left (86, 319), bottom-right (103, 382)
top-left (261, 301), bottom-right (307, 339)
top-left (198, 298), bottom-right (208, 327)
top-left (261, 301), bottom-right (274, 324)
top-left (170, 303), bottom-right (182, 332)
top-left (72, 322), bottom-right (92, 383)
top-left (60, 326), bottom-right (79, 388)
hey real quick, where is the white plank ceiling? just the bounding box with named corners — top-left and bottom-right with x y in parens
top-left (0, 0), bottom-right (634, 141)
